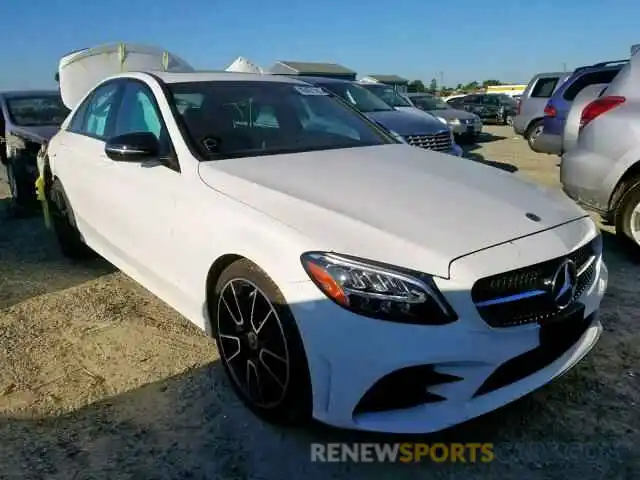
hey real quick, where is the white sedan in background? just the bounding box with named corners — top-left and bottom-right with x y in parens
top-left (42, 44), bottom-right (608, 434)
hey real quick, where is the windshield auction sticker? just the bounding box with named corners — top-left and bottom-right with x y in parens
top-left (294, 86), bottom-right (329, 96)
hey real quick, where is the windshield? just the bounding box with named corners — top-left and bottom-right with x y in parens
top-left (316, 82), bottom-right (394, 113)
top-left (6, 95), bottom-right (69, 126)
top-left (361, 84), bottom-right (412, 107)
top-left (168, 81), bottom-right (395, 159)
top-left (410, 95), bottom-right (449, 111)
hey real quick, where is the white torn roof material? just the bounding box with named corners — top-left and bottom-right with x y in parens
top-left (225, 56), bottom-right (265, 74)
top-left (58, 43), bottom-right (194, 110)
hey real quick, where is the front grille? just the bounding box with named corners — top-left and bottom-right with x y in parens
top-left (471, 236), bottom-right (601, 328)
top-left (404, 131), bottom-right (452, 151)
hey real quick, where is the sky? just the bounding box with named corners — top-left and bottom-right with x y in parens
top-left (1, 0), bottom-right (639, 90)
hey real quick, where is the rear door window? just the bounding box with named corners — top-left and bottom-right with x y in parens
top-left (563, 69), bottom-right (621, 101)
top-left (530, 77), bottom-right (559, 98)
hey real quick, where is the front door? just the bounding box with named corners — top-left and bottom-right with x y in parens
top-left (101, 79), bottom-right (183, 287)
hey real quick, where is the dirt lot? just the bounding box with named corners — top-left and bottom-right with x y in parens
top-left (0, 126), bottom-right (638, 480)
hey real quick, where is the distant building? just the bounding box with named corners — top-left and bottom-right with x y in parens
top-left (269, 60), bottom-right (357, 80)
top-left (485, 84), bottom-right (527, 97)
top-left (360, 74), bottom-right (409, 93)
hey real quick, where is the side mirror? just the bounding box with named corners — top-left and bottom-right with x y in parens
top-left (105, 132), bottom-right (159, 162)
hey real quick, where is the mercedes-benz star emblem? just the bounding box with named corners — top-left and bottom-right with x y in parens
top-left (550, 260), bottom-right (578, 309)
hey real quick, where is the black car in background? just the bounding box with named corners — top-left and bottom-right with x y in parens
top-left (0, 91), bottom-right (69, 207)
top-left (446, 93), bottom-right (517, 126)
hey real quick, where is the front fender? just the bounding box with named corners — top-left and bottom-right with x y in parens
top-left (182, 191), bottom-right (317, 315)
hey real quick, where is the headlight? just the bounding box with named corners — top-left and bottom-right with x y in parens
top-left (449, 118), bottom-right (461, 125)
top-left (300, 252), bottom-right (457, 324)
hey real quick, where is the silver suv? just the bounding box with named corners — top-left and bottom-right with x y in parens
top-left (513, 72), bottom-right (570, 148)
top-left (560, 49), bottom-right (640, 249)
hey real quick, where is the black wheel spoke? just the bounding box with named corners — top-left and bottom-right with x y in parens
top-left (219, 334), bottom-right (242, 362)
top-left (230, 282), bottom-right (245, 325)
top-left (221, 287), bottom-right (243, 326)
top-left (217, 278), bottom-right (290, 409)
top-left (246, 360), bottom-right (264, 404)
top-left (259, 349), bottom-right (288, 387)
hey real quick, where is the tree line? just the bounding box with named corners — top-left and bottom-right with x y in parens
top-left (408, 79), bottom-right (503, 96)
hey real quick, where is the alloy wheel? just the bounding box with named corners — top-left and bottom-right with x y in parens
top-left (630, 202), bottom-right (640, 246)
top-left (528, 125), bottom-right (543, 145)
top-left (217, 278), bottom-right (290, 408)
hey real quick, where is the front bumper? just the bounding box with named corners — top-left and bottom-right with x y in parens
top-left (532, 132), bottom-right (563, 155)
top-left (284, 223), bottom-right (607, 434)
top-left (451, 122), bottom-right (483, 136)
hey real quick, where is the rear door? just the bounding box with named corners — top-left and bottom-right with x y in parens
top-left (51, 79), bottom-right (125, 245)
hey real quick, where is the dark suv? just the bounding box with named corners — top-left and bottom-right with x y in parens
top-left (446, 93), bottom-right (517, 125)
top-left (533, 60), bottom-right (627, 155)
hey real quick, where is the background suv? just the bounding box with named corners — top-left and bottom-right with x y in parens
top-left (534, 60), bottom-right (627, 156)
top-left (513, 71), bottom-right (570, 148)
top-left (561, 51), bottom-right (640, 249)
top-left (446, 94), bottom-right (517, 125)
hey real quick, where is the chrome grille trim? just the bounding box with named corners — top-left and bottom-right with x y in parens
top-left (470, 237), bottom-right (601, 328)
top-left (403, 131), bottom-right (452, 151)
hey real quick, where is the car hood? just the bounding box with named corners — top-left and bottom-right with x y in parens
top-left (8, 125), bottom-right (60, 143)
top-left (426, 108), bottom-right (478, 121)
top-left (197, 144), bottom-right (587, 277)
top-left (365, 110), bottom-right (447, 136)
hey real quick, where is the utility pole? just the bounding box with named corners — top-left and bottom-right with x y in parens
top-left (439, 71), bottom-right (444, 91)
top-left (562, 62), bottom-right (567, 72)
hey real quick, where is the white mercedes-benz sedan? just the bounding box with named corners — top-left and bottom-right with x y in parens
top-left (42, 44), bottom-right (608, 434)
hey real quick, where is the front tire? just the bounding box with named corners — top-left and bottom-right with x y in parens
top-left (615, 180), bottom-right (640, 251)
top-left (211, 259), bottom-right (312, 425)
top-left (49, 179), bottom-right (93, 259)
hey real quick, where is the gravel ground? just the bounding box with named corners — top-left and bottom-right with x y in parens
top-left (0, 126), bottom-right (638, 480)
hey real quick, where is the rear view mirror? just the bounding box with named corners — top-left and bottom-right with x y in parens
top-left (105, 132), bottom-right (159, 162)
